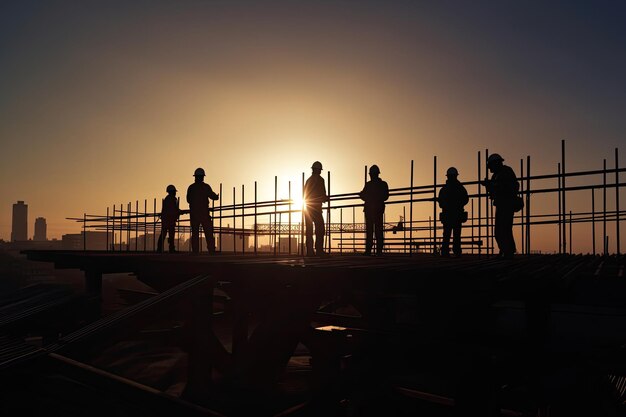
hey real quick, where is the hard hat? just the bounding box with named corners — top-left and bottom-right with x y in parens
top-left (311, 161), bottom-right (323, 170)
top-left (446, 167), bottom-right (459, 177)
top-left (193, 167), bottom-right (206, 177)
top-left (166, 184), bottom-right (177, 193)
top-left (487, 154), bottom-right (504, 165)
top-left (369, 165), bottom-right (380, 174)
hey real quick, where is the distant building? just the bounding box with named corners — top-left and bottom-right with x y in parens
top-left (278, 237), bottom-right (298, 254)
top-left (128, 233), bottom-right (159, 251)
top-left (34, 217), bottom-right (47, 241)
top-left (62, 231), bottom-right (112, 250)
top-left (258, 244), bottom-right (274, 253)
top-left (217, 228), bottom-right (250, 253)
top-left (11, 201), bottom-right (28, 242)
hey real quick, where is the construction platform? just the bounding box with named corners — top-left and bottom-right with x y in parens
top-left (2, 251), bottom-right (626, 416)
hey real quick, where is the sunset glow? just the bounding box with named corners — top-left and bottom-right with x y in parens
top-left (0, 1), bottom-right (625, 254)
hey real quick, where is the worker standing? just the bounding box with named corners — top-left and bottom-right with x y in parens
top-left (438, 167), bottom-right (469, 257)
top-left (187, 168), bottom-right (219, 253)
top-left (359, 165), bottom-right (389, 255)
top-left (157, 184), bottom-right (180, 253)
top-left (481, 154), bottom-right (519, 259)
top-left (303, 161), bottom-right (329, 256)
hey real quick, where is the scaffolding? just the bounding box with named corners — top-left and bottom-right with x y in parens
top-left (71, 141), bottom-right (624, 256)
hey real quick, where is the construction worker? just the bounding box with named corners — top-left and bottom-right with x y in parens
top-left (157, 184), bottom-right (180, 253)
top-left (481, 154), bottom-right (519, 259)
top-left (438, 167), bottom-right (469, 257)
top-left (303, 161), bottom-right (329, 256)
top-left (187, 167), bottom-right (219, 253)
top-left (359, 165), bottom-right (389, 255)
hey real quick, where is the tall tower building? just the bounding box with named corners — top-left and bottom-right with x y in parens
top-left (11, 201), bottom-right (28, 241)
top-left (34, 217), bottom-right (47, 241)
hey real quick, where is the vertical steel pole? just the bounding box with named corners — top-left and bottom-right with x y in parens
top-left (471, 199), bottom-right (474, 254)
top-left (176, 197), bottom-right (180, 252)
top-left (83, 213), bottom-right (86, 251)
top-left (127, 202), bottom-right (131, 251)
top-left (289, 181), bottom-right (292, 255)
top-left (616, 148), bottom-right (621, 256)
top-left (478, 151), bottom-right (482, 257)
top-left (519, 158), bottom-right (526, 255)
top-left (242, 184), bottom-right (245, 254)
top-left (135, 200), bottom-right (138, 251)
top-left (254, 181), bottom-right (258, 255)
top-left (558, 163), bottom-right (562, 254)
top-left (526, 155), bottom-right (531, 255)
top-left (106, 206), bottom-right (110, 252)
top-left (363, 166), bottom-right (367, 253)
top-left (485, 149), bottom-right (493, 256)
top-left (352, 206), bottom-right (356, 253)
top-left (433, 156), bottom-right (437, 255)
top-left (113, 205), bottom-right (116, 251)
top-left (410, 160), bottom-right (414, 255)
top-left (278, 212), bottom-right (282, 253)
top-left (592, 188), bottom-right (596, 255)
top-left (153, 198), bottom-right (157, 252)
top-left (301, 172), bottom-right (305, 256)
top-left (561, 140), bottom-right (567, 254)
top-left (327, 170), bottom-right (331, 254)
top-left (144, 199), bottom-right (147, 252)
top-left (121, 202), bottom-right (125, 251)
top-left (603, 160), bottom-right (607, 255)
top-left (219, 183), bottom-right (223, 253)
top-left (233, 186), bottom-right (236, 254)
top-left (274, 176), bottom-right (278, 256)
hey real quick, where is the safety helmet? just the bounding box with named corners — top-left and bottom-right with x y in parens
top-left (311, 161), bottom-right (323, 170)
top-left (487, 154), bottom-right (504, 166)
top-left (166, 184), bottom-right (177, 193)
top-left (193, 167), bottom-right (206, 177)
top-left (446, 167), bottom-right (459, 177)
top-left (369, 165), bottom-right (380, 174)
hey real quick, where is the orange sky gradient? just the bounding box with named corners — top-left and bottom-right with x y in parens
top-left (1, 2), bottom-right (624, 253)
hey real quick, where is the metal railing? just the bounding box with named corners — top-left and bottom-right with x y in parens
top-left (71, 141), bottom-right (624, 256)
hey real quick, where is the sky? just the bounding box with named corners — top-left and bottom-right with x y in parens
top-left (1, 1), bottom-right (625, 252)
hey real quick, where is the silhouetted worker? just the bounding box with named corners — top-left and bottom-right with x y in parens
top-left (359, 165), bottom-right (389, 255)
top-left (481, 154), bottom-right (519, 259)
top-left (157, 184), bottom-right (180, 253)
top-left (303, 161), bottom-right (329, 256)
top-left (187, 167), bottom-right (219, 253)
top-left (438, 167), bottom-right (469, 257)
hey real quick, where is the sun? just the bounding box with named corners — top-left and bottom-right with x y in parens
top-left (290, 196), bottom-right (304, 211)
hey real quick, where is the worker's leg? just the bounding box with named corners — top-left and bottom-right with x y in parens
top-left (364, 214), bottom-right (374, 255)
top-left (441, 223), bottom-right (452, 256)
top-left (157, 225), bottom-right (167, 253)
top-left (201, 217), bottom-right (216, 253)
top-left (312, 209), bottom-right (325, 254)
top-left (190, 216), bottom-right (200, 253)
top-left (167, 223), bottom-right (176, 252)
top-left (495, 207), bottom-right (515, 257)
top-left (452, 222), bottom-right (462, 256)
